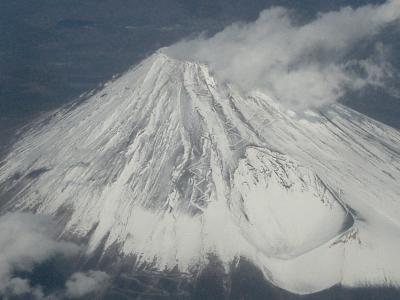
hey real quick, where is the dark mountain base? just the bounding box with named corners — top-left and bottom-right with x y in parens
top-left (104, 257), bottom-right (400, 300)
top-left (7, 253), bottom-right (400, 300)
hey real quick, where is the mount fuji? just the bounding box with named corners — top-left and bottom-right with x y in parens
top-left (1, 52), bottom-right (400, 295)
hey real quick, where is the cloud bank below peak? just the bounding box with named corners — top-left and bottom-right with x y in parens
top-left (166, 0), bottom-right (400, 109)
top-left (0, 213), bottom-right (110, 299)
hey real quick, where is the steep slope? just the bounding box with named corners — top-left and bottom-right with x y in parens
top-left (0, 53), bottom-right (400, 294)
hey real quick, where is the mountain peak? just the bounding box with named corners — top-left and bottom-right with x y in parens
top-left (1, 51), bottom-right (400, 294)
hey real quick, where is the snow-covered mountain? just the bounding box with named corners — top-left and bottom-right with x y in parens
top-left (1, 53), bottom-right (400, 295)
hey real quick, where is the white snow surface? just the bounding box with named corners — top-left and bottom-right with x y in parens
top-left (1, 53), bottom-right (400, 294)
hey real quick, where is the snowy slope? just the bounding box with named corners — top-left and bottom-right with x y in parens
top-left (1, 53), bottom-right (400, 294)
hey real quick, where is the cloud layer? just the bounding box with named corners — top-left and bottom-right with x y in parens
top-left (166, 0), bottom-right (400, 109)
top-left (0, 213), bottom-right (110, 299)
top-left (65, 271), bottom-right (110, 299)
top-left (0, 213), bottom-right (79, 298)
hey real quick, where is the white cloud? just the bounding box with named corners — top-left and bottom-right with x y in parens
top-left (166, 0), bottom-right (400, 109)
top-left (0, 212), bottom-right (79, 298)
top-left (0, 213), bottom-right (112, 299)
top-left (65, 271), bottom-right (110, 298)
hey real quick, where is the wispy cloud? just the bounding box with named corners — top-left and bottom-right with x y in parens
top-left (166, 0), bottom-right (400, 109)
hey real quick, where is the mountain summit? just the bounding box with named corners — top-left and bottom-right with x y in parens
top-left (1, 53), bottom-right (400, 294)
